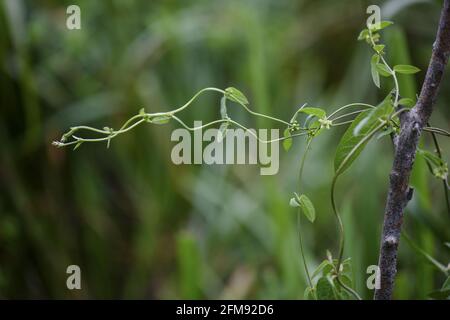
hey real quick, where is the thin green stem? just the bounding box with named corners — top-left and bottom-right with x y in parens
top-left (170, 87), bottom-right (225, 114)
top-left (329, 109), bottom-right (372, 122)
top-left (330, 121), bottom-right (385, 298)
top-left (336, 276), bottom-right (362, 300)
top-left (297, 138), bottom-right (314, 289)
top-left (368, 29), bottom-right (400, 106)
top-left (402, 231), bottom-right (449, 276)
top-left (328, 103), bottom-right (375, 119)
top-left (424, 126), bottom-right (450, 137)
top-left (331, 120), bottom-right (355, 127)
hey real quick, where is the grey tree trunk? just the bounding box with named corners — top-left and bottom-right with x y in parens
top-left (374, 0), bottom-right (450, 300)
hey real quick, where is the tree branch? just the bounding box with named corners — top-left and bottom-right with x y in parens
top-left (374, 0), bottom-right (450, 300)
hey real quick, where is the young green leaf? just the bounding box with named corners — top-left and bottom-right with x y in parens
top-left (373, 44), bottom-right (385, 53)
top-left (295, 193), bottom-right (316, 223)
top-left (418, 149), bottom-right (445, 167)
top-left (393, 65), bottom-right (420, 74)
top-left (375, 63), bottom-right (392, 77)
top-left (357, 29), bottom-right (369, 41)
top-left (225, 87), bottom-right (249, 105)
top-left (298, 107), bottom-right (326, 120)
top-left (368, 21), bottom-right (394, 31)
top-left (371, 54), bottom-right (380, 88)
top-left (417, 148), bottom-right (448, 179)
top-left (151, 115), bottom-right (172, 124)
top-left (283, 128), bottom-right (293, 152)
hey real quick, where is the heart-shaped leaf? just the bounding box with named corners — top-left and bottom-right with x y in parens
top-left (292, 193), bottom-right (316, 223)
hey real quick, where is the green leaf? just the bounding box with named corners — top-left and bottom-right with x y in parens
top-left (311, 260), bottom-right (333, 279)
top-left (373, 44), bottom-right (385, 53)
top-left (316, 277), bottom-right (337, 300)
top-left (151, 115), bottom-right (171, 124)
top-left (368, 21), bottom-right (394, 31)
top-left (334, 97), bottom-right (393, 175)
top-left (370, 54), bottom-right (380, 88)
top-left (398, 98), bottom-right (415, 108)
top-left (371, 33), bottom-right (380, 43)
top-left (225, 87), bottom-right (249, 105)
top-left (393, 64), bottom-right (420, 74)
top-left (323, 263), bottom-right (334, 276)
top-left (298, 107), bottom-right (326, 119)
top-left (295, 193), bottom-right (316, 223)
top-left (283, 128), bottom-right (292, 152)
top-left (417, 149), bottom-right (448, 180)
top-left (340, 257), bottom-right (353, 275)
top-left (417, 149), bottom-right (445, 169)
top-left (357, 29), bottom-right (369, 41)
top-left (139, 108), bottom-right (146, 116)
top-left (375, 63), bottom-right (392, 77)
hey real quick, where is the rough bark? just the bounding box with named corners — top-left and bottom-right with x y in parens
top-left (374, 0), bottom-right (450, 300)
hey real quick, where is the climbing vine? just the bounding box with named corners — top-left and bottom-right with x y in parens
top-left (53, 19), bottom-right (449, 300)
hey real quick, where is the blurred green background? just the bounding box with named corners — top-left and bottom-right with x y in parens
top-left (0, 0), bottom-right (449, 299)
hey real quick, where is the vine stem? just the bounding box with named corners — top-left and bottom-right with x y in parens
top-left (297, 138), bottom-right (314, 290)
top-left (331, 121), bottom-right (385, 300)
top-left (328, 103), bottom-right (375, 119)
